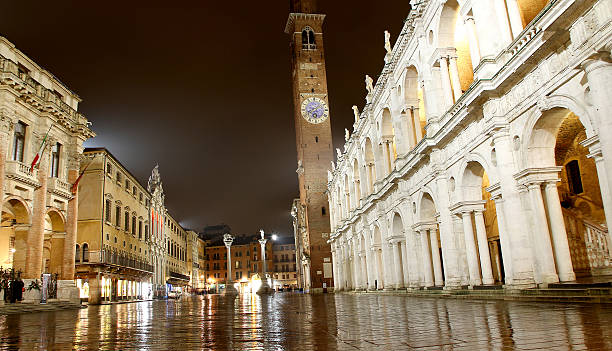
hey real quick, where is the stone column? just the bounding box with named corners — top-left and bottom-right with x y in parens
top-left (448, 56), bottom-right (462, 102)
top-left (411, 107), bottom-right (423, 142)
top-left (438, 57), bottom-right (454, 109)
top-left (375, 247), bottom-right (385, 289)
top-left (364, 234), bottom-right (374, 290)
top-left (382, 141), bottom-right (392, 176)
top-left (400, 240), bottom-right (410, 287)
top-left (62, 152), bottom-right (80, 280)
top-left (331, 246), bottom-right (340, 291)
top-left (25, 136), bottom-right (52, 279)
top-left (419, 230), bottom-right (434, 287)
top-left (406, 231), bottom-right (421, 287)
top-left (582, 56), bottom-right (612, 239)
top-left (527, 183), bottom-right (559, 284)
top-left (543, 182), bottom-right (576, 282)
top-left (473, 210), bottom-right (494, 285)
top-left (429, 229), bottom-right (444, 286)
top-left (491, 195), bottom-right (513, 285)
top-left (490, 130), bottom-right (535, 287)
top-left (88, 273), bottom-right (102, 305)
top-left (0, 114), bottom-right (13, 216)
top-left (352, 239), bottom-right (362, 289)
top-left (360, 253), bottom-right (368, 290)
top-left (504, 0), bottom-right (524, 38)
top-left (461, 211), bottom-right (482, 286)
top-left (582, 140), bottom-right (612, 251)
top-left (464, 17), bottom-right (481, 67)
top-left (392, 241), bottom-right (404, 289)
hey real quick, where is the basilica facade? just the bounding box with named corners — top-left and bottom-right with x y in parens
top-left (328, 0), bottom-right (612, 291)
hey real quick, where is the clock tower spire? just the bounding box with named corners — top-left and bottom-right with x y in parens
top-left (286, 1), bottom-right (334, 292)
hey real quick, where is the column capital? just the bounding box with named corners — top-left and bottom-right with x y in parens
top-left (582, 55), bottom-right (612, 75)
top-left (449, 200), bottom-right (486, 216)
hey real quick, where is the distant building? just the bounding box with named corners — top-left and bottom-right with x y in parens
top-left (202, 233), bottom-right (273, 293)
top-left (271, 236), bottom-right (297, 290)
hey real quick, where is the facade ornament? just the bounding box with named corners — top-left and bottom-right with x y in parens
top-left (384, 30), bottom-right (392, 54)
top-left (536, 96), bottom-right (550, 112)
top-left (330, 161), bottom-right (335, 171)
top-left (365, 75), bottom-right (374, 95)
top-left (352, 105), bottom-right (360, 124)
top-left (296, 159), bottom-right (304, 175)
top-left (336, 148), bottom-right (343, 161)
top-left (344, 128), bottom-right (350, 142)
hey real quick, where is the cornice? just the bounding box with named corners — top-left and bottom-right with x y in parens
top-left (285, 13), bottom-right (326, 34)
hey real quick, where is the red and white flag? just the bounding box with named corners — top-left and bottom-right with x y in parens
top-left (30, 125), bottom-right (52, 173)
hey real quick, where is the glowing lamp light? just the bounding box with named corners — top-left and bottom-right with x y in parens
top-left (272, 234), bottom-right (278, 241)
top-left (10, 248), bottom-right (16, 253)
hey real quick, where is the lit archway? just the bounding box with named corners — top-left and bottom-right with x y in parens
top-left (0, 198), bottom-right (30, 272)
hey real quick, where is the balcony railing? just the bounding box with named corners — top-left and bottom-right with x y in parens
top-left (86, 250), bottom-right (154, 273)
top-left (47, 177), bottom-right (71, 197)
top-left (5, 160), bottom-right (39, 187)
top-left (169, 271), bottom-right (190, 281)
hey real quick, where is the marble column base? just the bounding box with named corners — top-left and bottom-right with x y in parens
top-left (224, 282), bottom-right (238, 296)
top-left (57, 280), bottom-right (80, 303)
top-left (256, 280), bottom-right (273, 295)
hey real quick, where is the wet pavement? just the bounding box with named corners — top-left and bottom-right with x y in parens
top-left (0, 293), bottom-right (611, 350)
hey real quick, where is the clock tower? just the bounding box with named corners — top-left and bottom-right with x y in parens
top-left (286, 0), bottom-right (334, 291)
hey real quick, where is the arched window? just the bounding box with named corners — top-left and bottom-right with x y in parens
top-left (82, 243), bottom-right (89, 262)
top-left (301, 26), bottom-right (316, 50)
top-left (75, 244), bottom-right (81, 263)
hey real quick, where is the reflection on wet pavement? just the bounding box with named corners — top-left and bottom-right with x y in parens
top-left (0, 294), bottom-right (611, 350)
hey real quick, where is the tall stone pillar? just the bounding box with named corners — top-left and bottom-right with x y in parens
top-left (364, 233), bottom-right (374, 290)
top-left (503, 0), bottom-right (524, 38)
top-left (429, 229), bottom-right (444, 286)
top-left (352, 239), bottom-right (362, 289)
top-left (331, 245), bottom-right (341, 291)
top-left (582, 55), bottom-right (612, 249)
top-left (438, 57), bottom-right (454, 109)
top-left (489, 129), bottom-right (535, 287)
top-left (25, 136), bottom-right (52, 279)
top-left (62, 152), bottom-right (80, 280)
top-left (400, 240), bottom-right (410, 287)
top-left (491, 194), bottom-right (514, 285)
top-left (543, 182), bottom-right (576, 282)
top-left (448, 56), bottom-right (462, 102)
top-left (460, 211), bottom-right (482, 286)
top-left (473, 210), bottom-right (494, 285)
top-left (419, 230), bottom-right (434, 287)
top-left (406, 231), bottom-right (421, 287)
top-left (581, 137), bottom-right (612, 251)
top-left (0, 113), bottom-right (13, 216)
top-left (392, 241), bottom-right (404, 289)
top-left (464, 17), bottom-right (481, 67)
top-left (411, 107), bottom-right (423, 142)
top-left (527, 183), bottom-right (559, 284)
top-left (88, 273), bottom-right (102, 305)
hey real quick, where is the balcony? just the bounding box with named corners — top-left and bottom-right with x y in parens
top-left (47, 177), bottom-right (72, 198)
top-left (5, 160), bottom-right (39, 187)
top-left (81, 250), bottom-right (154, 273)
top-left (169, 271), bottom-right (190, 282)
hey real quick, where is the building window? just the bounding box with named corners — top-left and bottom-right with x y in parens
top-left (132, 216), bottom-right (136, 235)
top-left (75, 244), bottom-right (81, 263)
top-left (12, 122), bottom-right (26, 162)
top-left (138, 221), bottom-right (143, 239)
top-left (116, 172), bottom-right (122, 183)
top-left (124, 211), bottom-right (129, 231)
top-left (82, 243), bottom-right (89, 262)
top-left (107, 163), bottom-right (112, 175)
top-left (322, 206), bottom-right (326, 216)
top-left (235, 271), bottom-right (240, 280)
top-left (133, 186), bottom-right (137, 196)
top-left (301, 26), bottom-right (316, 50)
top-left (566, 160), bottom-right (584, 195)
top-left (125, 179), bottom-right (129, 190)
top-left (145, 225), bottom-right (149, 241)
top-left (50, 143), bottom-right (61, 178)
top-left (139, 193), bottom-right (143, 202)
top-left (115, 206), bottom-right (121, 227)
top-left (105, 199), bottom-right (112, 222)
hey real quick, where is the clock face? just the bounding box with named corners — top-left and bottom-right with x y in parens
top-left (301, 97), bottom-right (329, 124)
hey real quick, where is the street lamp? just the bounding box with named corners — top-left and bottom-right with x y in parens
top-left (257, 229), bottom-right (272, 295)
top-left (223, 233), bottom-right (238, 296)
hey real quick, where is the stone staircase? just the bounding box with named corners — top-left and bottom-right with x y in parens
top-left (0, 300), bottom-right (84, 315)
top-left (346, 282), bottom-right (612, 303)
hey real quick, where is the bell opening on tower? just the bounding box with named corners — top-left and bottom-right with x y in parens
top-left (290, 0), bottom-right (317, 14)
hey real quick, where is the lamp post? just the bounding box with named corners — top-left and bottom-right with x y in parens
top-left (223, 233), bottom-right (238, 296)
top-left (257, 229), bottom-right (273, 295)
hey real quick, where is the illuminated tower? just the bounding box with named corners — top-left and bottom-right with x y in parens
top-left (286, 0), bottom-right (334, 291)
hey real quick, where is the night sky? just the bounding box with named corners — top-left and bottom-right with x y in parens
top-left (1, 1), bottom-right (411, 236)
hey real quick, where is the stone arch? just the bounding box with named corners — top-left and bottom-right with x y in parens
top-left (381, 108), bottom-right (396, 174)
top-left (523, 103), bottom-right (610, 279)
top-left (437, 0), bottom-right (474, 94)
top-left (371, 224), bottom-right (385, 289)
top-left (419, 192), bottom-right (437, 222)
top-left (352, 158), bottom-right (361, 206)
top-left (1, 197), bottom-right (31, 272)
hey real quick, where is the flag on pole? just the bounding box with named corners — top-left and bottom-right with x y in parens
top-left (70, 159), bottom-right (92, 195)
top-left (30, 125), bottom-right (52, 173)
